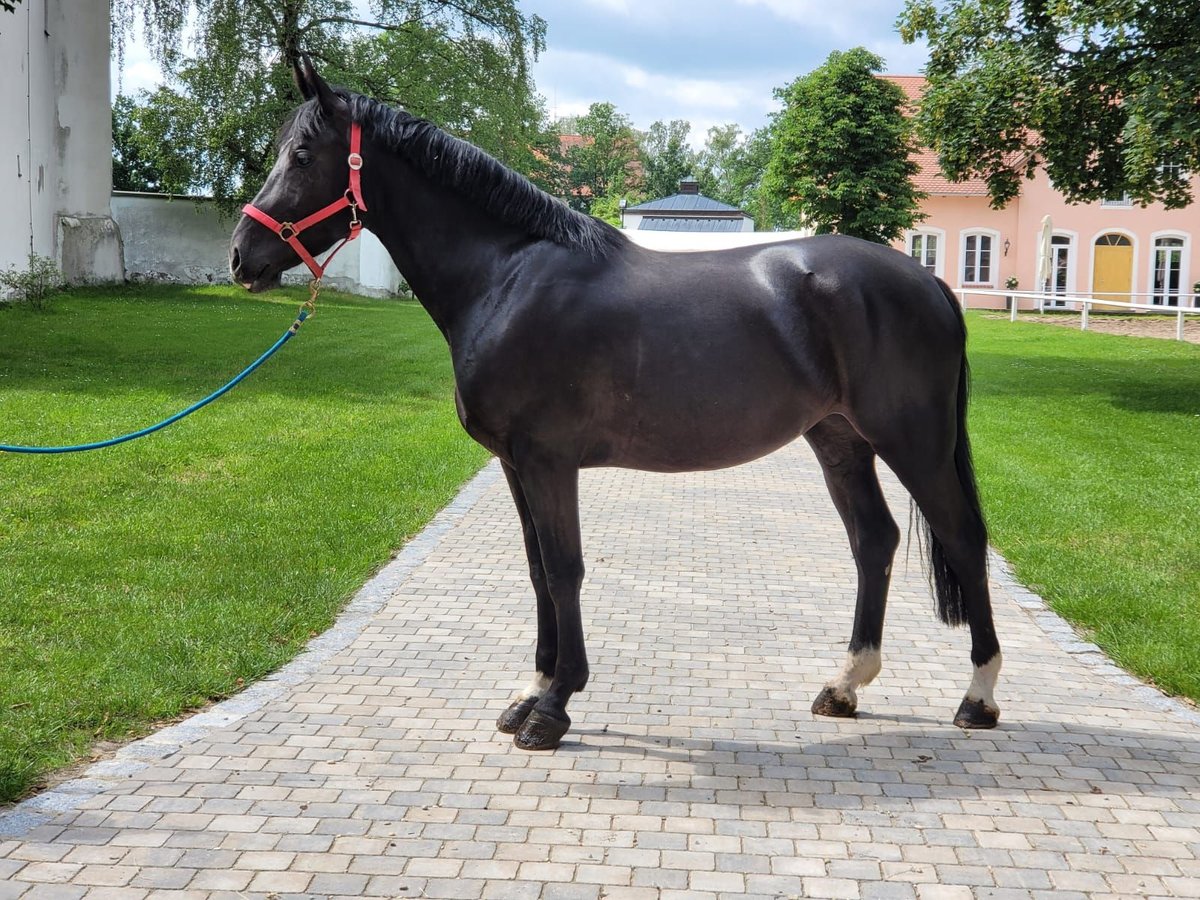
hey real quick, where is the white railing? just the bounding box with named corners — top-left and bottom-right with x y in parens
top-left (958, 289), bottom-right (1200, 341)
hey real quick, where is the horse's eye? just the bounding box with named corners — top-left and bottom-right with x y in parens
top-left (294, 149), bottom-right (314, 168)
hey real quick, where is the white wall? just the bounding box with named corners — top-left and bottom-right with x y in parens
top-left (112, 193), bottom-right (406, 297)
top-left (624, 230), bottom-right (813, 252)
top-left (0, 0), bottom-right (123, 282)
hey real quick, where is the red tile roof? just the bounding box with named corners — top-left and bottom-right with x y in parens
top-left (884, 75), bottom-right (992, 197)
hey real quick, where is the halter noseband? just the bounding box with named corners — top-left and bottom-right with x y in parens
top-left (242, 122), bottom-right (368, 281)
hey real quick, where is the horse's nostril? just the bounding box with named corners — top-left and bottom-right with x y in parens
top-left (230, 247), bottom-right (241, 276)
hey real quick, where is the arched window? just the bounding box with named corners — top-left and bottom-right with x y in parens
top-left (1152, 235), bottom-right (1186, 306)
top-left (961, 230), bottom-right (997, 285)
top-left (1096, 233), bottom-right (1132, 247)
top-left (1044, 234), bottom-right (1073, 307)
top-left (902, 229), bottom-right (940, 278)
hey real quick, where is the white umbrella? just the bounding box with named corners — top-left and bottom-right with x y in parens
top-left (1035, 214), bottom-right (1054, 293)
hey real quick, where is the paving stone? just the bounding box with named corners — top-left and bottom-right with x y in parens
top-left (0, 449), bottom-right (1197, 897)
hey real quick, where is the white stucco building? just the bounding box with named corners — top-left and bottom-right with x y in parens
top-left (1, 0), bottom-right (123, 282)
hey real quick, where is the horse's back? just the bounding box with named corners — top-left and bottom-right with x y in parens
top-left (456, 234), bottom-right (965, 471)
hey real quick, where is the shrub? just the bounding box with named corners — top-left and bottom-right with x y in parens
top-left (0, 253), bottom-right (63, 309)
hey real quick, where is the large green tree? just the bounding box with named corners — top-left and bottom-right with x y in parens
top-left (765, 48), bottom-right (924, 243)
top-left (111, 1), bottom-right (548, 211)
top-left (898, 0), bottom-right (1200, 209)
top-left (640, 119), bottom-right (696, 200)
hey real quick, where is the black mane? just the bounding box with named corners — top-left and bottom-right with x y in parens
top-left (289, 94), bottom-right (624, 260)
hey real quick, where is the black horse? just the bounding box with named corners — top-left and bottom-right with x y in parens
top-left (230, 60), bottom-right (1002, 752)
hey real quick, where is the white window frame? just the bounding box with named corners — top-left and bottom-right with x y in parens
top-left (1148, 231), bottom-right (1190, 306)
top-left (1101, 193), bottom-right (1134, 208)
top-left (906, 227), bottom-right (945, 279)
top-left (1087, 228), bottom-right (1138, 300)
top-left (959, 228), bottom-right (999, 288)
top-left (1041, 230), bottom-right (1078, 307)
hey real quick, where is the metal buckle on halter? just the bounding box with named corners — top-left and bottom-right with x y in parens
top-left (278, 222), bottom-right (297, 240)
top-left (347, 152), bottom-right (363, 170)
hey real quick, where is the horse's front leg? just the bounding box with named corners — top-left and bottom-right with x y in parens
top-left (498, 456), bottom-right (588, 750)
top-left (497, 462), bottom-right (559, 735)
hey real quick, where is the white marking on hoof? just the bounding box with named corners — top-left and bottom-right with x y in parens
top-left (965, 652), bottom-right (1002, 713)
top-left (517, 672), bottom-right (552, 701)
top-left (824, 648), bottom-right (883, 706)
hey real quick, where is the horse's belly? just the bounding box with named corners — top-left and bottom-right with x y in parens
top-left (591, 388), bottom-right (816, 473)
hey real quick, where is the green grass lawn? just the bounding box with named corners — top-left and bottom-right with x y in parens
top-left (0, 284), bottom-right (488, 803)
top-left (967, 313), bottom-right (1200, 703)
top-left (2, 289), bottom-right (1196, 804)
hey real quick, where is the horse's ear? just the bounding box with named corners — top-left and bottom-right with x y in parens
top-left (293, 55), bottom-right (314, 100)
top-left (301, 54), bottom-right (348, 122)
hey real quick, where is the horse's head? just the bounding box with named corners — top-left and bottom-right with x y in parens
top-left (230, 58), bottom-right (362, 292)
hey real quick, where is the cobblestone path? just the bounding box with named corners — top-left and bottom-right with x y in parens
top-left (2, 444), bottom-right (1198, 899)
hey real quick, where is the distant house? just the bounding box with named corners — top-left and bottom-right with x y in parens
top-left (887, 76), bottom-right (1200, 309)
top-left (623, 178), bottom-right (755, 233)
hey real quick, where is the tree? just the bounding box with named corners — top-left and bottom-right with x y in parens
top-left (640, 119), bottom-right (696, 200)
top-left (2, 1), bottom-right (21, 14)
top-left (765, 48), bottom-right (924, 243)
top-left (560, 102), bottom-right (643, 214)
top-left (897, 0), bottom-right (1200, 209)
top-left (693, 124), bottom-right (796, 229)
top-left (111, 94), bottom-right (178, 193)
top-left (111, 1), bottom-right (547, 212)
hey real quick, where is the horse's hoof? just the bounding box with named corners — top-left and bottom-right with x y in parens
top-left (953, 697), bottom-right (1000, 729)
top-left (811, 686), bottom-right (857, 718)
top-left (514, 709), bottom-right (570, 751)
top-left (496, 698), bottom-right (538, 735)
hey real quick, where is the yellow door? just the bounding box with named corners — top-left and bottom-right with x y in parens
top-left (1093, 235), bottom-right (1133, 308)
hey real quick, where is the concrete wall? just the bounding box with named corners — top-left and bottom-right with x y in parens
top-left (0, 0), bottom-right (123, 282)
top-left (112, 193), bottom-right (406, 297)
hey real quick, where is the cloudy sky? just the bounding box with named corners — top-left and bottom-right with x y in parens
top-left (521, 0), bottom-right (928, 142)
top-left (113, 1), bottom-right (929, 146)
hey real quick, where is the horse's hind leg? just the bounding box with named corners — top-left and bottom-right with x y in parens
top-left (805, 416), bottom-right (900, 718)
top-left (873, 425), bottom-right (1002, 729)
top-left (496, 462), bottom-right (559, 736)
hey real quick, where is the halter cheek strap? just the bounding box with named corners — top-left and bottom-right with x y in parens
top-left (242, 122), bottom-right (368, 281)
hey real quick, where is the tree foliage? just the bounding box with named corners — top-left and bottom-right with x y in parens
top-left (112, 94), bottom-right (174, 193)
top-left (640, 119), bottom-right (696, 200)
top-left (1, 1), bottom-right (21, 14)
top-left (898, 0), bottom-right (1200, 209)
top-left (765, 48), bottom-right (924, 243)
top-left (559, 102), bottom-right (644, 214)
top-left (694, 124), bottom-right (797, 230)
top-left (111, 1), bottom-right (548, 212)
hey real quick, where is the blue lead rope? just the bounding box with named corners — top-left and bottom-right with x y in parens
top-left (0, 306), bottom-right (312, 455)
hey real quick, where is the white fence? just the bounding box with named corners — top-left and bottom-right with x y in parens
top-left (959, 289), bottom-right (1200, 341)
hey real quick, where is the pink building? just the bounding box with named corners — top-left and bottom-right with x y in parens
top-left (887, 76), bottom-right (1200, 310)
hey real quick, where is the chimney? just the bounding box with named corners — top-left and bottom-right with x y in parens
top-left (679, 176), bottom-right (699, 195)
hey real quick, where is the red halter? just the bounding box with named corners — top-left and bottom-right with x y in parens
top-left (242, 123), bottom-right (368, 281)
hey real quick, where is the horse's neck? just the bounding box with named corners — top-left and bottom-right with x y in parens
top-left (364, 158), bottom-right (527, 335)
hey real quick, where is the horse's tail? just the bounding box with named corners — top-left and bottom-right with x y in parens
top-left (918, 278), bottom-right (987, 627)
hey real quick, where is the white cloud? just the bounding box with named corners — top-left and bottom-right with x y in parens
top-left (734, 0), bottom-right (900, 38)
top-left (535, 48), bottom-right (781, 147)
top-left (577, 0), bottom-right (637, 14)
